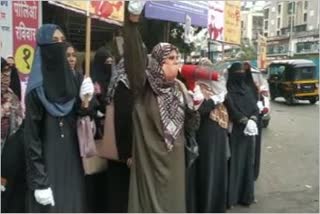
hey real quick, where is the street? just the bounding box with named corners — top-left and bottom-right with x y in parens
top-left (230, 99), bottom-right (319, 213)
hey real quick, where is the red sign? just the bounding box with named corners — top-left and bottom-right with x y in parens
top-left (12, 0), bottom-right (40, 80)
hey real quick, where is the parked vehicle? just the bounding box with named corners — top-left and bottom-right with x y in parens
top-left (267, 59), bottom-right (319, 105)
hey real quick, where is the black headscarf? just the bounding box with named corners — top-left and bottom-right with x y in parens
top-left (92, 46), bottom-right (112, 93)
top-left (244, 62), bottom-right (259, 102)
top-left (227, 62), bottom-right (247, 94)
top-left (226, 62), bottom-right (258, 117)
top-left (9, 67), bottom-right (21, 101)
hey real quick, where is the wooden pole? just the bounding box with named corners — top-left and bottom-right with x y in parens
top-left (83, 2), bottom-right (92, 108)
top-left (85, 16), bottom-right (91, 78)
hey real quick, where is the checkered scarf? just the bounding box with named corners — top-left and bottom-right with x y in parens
top-left (105, 58), bottom-right (130, 104)
top-left (146, 43), bottom-right (185, 152)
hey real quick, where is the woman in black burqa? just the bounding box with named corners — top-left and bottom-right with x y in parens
top-left (225, 62), bottom-right (259, 207)
top-left (194, 59), bottom-right (229, 213)
top-left (24, 24), bottom-right (94, 212)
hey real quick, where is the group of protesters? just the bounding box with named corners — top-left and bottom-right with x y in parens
top-left (1, 1), bottom-right (269, 213)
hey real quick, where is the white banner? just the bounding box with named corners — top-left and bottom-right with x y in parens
top-left (0, 0), bottom-right (13, 58)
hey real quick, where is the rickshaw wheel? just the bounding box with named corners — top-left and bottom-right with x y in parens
top-left (285, 96), bottom-right (294, 105)
top-left (309, 98), bottom-right (317, 105)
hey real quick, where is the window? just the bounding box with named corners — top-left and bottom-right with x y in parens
top-left (277, 18), bottom-right (281, 28)
top-left (288, 17), bottom-right (294, 28)
top-left (295, 25), bottom-right (306, 32)
top-left (294, 67), bottom-right (315, 80)
top-left (296, 41), bottom-right (319, 53)
top-left (277, 31), bottom-right (280, 36)
top-left (264, 33), bottom-right (268, 37)
top-left (264, 21), bottom-right (268, 30)
top-left (241, 21), bottom-right (244, 28)
top-left (304, 1), bottom-right (308, 10)
top-left (281, 28), bottom-right (289, 35)
top-left (288, 17), bottom-right (291, 27)
top-left (269, 65), bottom-right (286, 76)
top-left (278, 4), bottom-right (281, 14)
top-left (264, 8), bottom-right (269, 18)
top-left (288, 2), bottom-right (295, 14)
top-left (304, 13), bottom-right (307, 22)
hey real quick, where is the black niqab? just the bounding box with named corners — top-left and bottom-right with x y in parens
top-left (226, 62), bottom-right (258, 117)
top-left (41, 42), bottom-right (77, 103)
top-left (92, 47), bottom-right (112, 93)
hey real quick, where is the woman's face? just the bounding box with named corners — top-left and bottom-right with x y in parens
top-left (66, 46), bottom-right (77, 71)
top-left (1, 65), bottom-right (11, 91)
top-left (52, 29), bottom-right (65, 43)
top-left (105, 57), bottom-right (113, 65)
top-left (162, 50), bottom-right (180, 81)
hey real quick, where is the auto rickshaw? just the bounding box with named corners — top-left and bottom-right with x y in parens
top-left (267, 59), bottom-right (319, 105)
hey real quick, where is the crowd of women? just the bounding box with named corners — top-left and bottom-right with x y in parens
top-left (1, 1), bottom-right (269, 213)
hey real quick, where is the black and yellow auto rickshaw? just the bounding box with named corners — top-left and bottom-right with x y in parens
top-left (267, 59), bottom-right (319, 105)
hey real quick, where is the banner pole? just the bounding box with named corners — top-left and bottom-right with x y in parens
top-left (83, 1), bottom-right (92, 108)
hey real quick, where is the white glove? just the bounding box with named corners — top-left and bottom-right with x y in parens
top-left (257, 101), bottom-right (264, 113)
top-left (34, 188), bottom-right (55, 206)
top-left (210, 92), bottom-right (226, 105)
top-left (80, 77), bottom-right (94, 102)
top-left (188, 85), bottom-right (204, 110)
top-left (192, 85), bottom-right (204, 103)
top-left (128, 0), bottom-right (146, 15)
top-left (1, 185), bottom-right (5, 192)
top-left (244, 119), bottom-right (258, 136)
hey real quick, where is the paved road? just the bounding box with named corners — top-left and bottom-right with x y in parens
top-left (230, 99), bottom-right (319, 213)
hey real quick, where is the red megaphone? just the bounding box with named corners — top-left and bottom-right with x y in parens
top-left (180, 64), bottom-right (220, 91)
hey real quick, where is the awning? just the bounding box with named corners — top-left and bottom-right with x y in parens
top-left (144, 1), bottom-right (208, 27)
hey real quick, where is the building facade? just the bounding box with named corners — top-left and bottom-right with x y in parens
top-left (241, 9), bottom-right (264, 44)
top-left (263, 0), bottom-right (319, 59)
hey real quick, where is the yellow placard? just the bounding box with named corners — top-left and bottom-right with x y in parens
top-left (224, 1), bottom-right (241, 45)
top-left (14, 44), bottom-right (35, 75)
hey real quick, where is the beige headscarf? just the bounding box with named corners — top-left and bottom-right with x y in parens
top-left (197, 58), bottom-right (229, 129)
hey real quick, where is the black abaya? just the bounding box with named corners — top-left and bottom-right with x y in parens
top-left (225, 94), bottom-right (259, 207)
top-left (196, 100), bottom-right (228, 213)
top-left (24, 91), bottom-right (86, 213)
top-left (1, 124), bottom-right (26, 213)
top-left (227, 124), bottom-right (255, 207)
top-left (24, 71), bottom-right (91, 213)
top-left (106, 81), bottom-right (133, 213)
